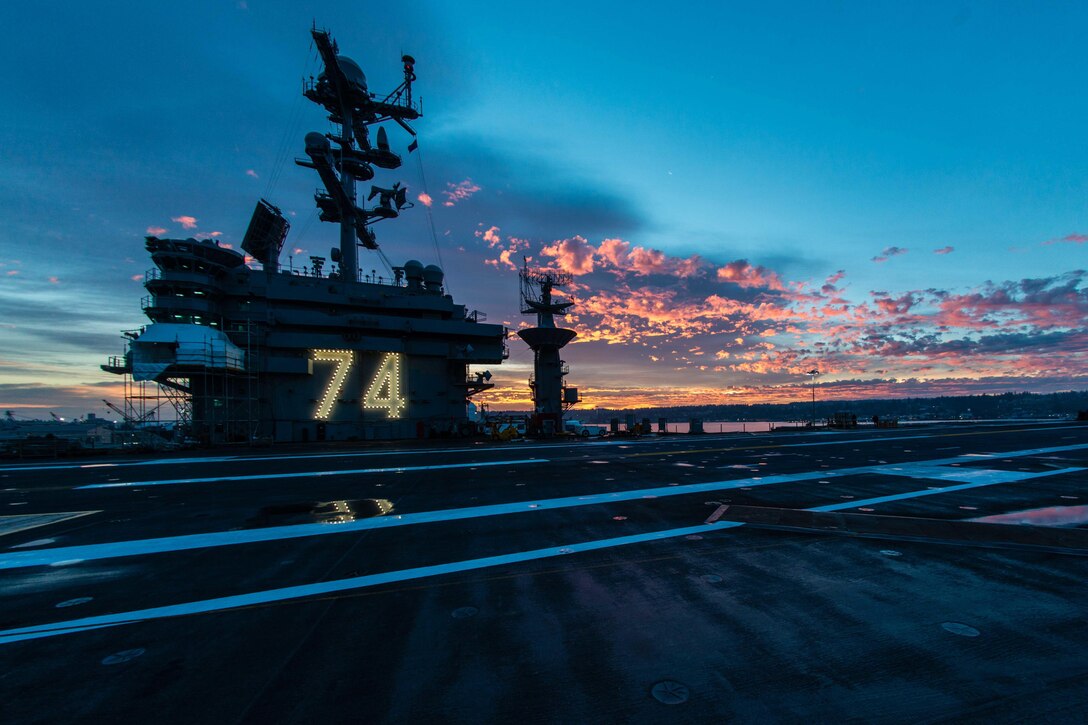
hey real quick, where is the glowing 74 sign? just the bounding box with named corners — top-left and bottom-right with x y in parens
top-left (312, 350), bottom-right (407, 420)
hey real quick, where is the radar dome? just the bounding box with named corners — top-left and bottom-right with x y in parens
top-left (304, 132), bottom-right (330, 154)
top-left (423, 264), bottom-right (444, 290)
top-left (403, 260), bottom-right (425, 290)
top-left (337, 56), bottom-right (367, 92)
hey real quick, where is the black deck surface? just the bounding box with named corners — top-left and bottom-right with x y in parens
top-left (2, 421), bottom-right (1088, 723)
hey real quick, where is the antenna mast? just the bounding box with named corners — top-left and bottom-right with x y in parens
top-left (296, 27), bottom-right (421, 282)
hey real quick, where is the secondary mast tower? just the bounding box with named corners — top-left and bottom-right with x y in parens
top-left (517, 261), bottom-right (580, 435)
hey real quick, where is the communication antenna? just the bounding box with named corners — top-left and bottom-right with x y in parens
top-left (295, 26), bottom-right (422, 283)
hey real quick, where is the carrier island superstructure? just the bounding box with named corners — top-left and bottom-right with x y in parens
top-left (103, 28), bottom-right (508, 443)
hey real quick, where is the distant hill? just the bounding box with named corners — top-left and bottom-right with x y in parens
top-left (572, 390), bottom-right (1088, 423)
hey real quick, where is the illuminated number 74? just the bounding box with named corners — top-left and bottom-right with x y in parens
top-left (313, 350), bottom-right (354, 420)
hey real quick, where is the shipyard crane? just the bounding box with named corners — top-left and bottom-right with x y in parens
top-left (103, 399), bottom-right (155, 427)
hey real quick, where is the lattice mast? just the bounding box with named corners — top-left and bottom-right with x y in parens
top-left (516, 260), bottom-right (579, 431)
top-left (296, 26), bottom-right (421, 282)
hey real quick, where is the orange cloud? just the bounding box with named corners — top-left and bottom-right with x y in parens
top-left (171, 215), bottom-right (198, 230)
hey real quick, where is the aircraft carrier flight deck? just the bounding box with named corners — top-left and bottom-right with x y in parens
top-left (3, 421), bottom-right (1088, 723)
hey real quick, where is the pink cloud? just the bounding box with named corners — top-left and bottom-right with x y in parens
top-left (1044, 233), bottom-right (1088, 245)
top-left (872, 246), bottom-right (908, 263)
top-left (872, 291), bottom-right (921, 315)
top-left (468, 218), bottom-right (1088, 399)
top-left (442, 179), bottom-right (481, 207)
top-left (597, 238), bottom-right (630, 268)
top-left (477, 225), bottom-right (530, 270)
top-left (484, 249), bottom-right (521, 271)
top-left (479, 226), bottom-right (502, 247)
top-left (596, 238), bottom-right (702, 278)
top-left (933, 246), bottom-right (954, 255)
top-left (146, 226), bottom-right (168, 236)
top-left (417, 192), bottom-right (433, 208)
top-left (245, 169), bottom-right (259, 179)
top-left (171, 215), bottom-right (198, 230)
top-left (6, 270), bottom-right (19, 277)
top-left (131, 274), bottom-right (143, 282)
top-left (48, 276), bottom-right (59, 284)
top-left (541, 236), bottom-right (596, 275)
top-left (716, 260), bottom-right (785, 290)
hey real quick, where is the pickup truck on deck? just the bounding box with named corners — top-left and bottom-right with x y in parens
top-left (563, 420), bottom-right (608, 437)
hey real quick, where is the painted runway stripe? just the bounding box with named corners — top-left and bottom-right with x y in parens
top-left (3, 448), bottom-right (1087, 643)
top-left (7, 442), bottom-right (1088, 569)
top-left (808, 467), bottom-right (1086, 513)
top-left (0, 434), bottom-right (740, 472)
top-left (0, 521), bottom-right (742, 644)
top-left (1, 470), bottom-right (843, 568)
top-left (629, 425), bottom-right (1087, 458)
top-left (3, 459), bottom-right (1082, 644)
top-left (76, 458), bottom-right (549, 489)
top-left (4, 421), bottom-right (1079, 473)
top-left (4, 457), bottom-right (1083, 644)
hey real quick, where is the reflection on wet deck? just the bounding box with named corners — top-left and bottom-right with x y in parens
top-left (247, 499), bottom-right (394, 527)
top-left (970, 504), bottom-right (1088, 527)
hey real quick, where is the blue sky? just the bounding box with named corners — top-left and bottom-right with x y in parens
top-left (0, 1), bottom-right (1085, 416)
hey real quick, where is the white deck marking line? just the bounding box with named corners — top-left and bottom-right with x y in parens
top-left (0, 511), bottom-right (99, 537)
top-left (6, 458), bottom-right (1084, 644)
top-left (0, 434), bottom-right (750, 472)
top-left (633, 426), bottom-right (1088, 457)
top-left (76, 458), bottom-right (548, 489)
top-left (808, 468), bottom-right (1086, 512)
top-left (4, 459), bottom-right (1084, 644)
top-left (6, 442), bottom-right (1087, 570)
top-left (0, 470), bottom-right (843, 569)
top-left (705, 505), bottom-right (730, 524)
top-left (2, 445), bottom-right (1087, 643)
top-left (4, 422), bottom-right (1080, 473)
top-left (0, 522), bottom-right (743, 644)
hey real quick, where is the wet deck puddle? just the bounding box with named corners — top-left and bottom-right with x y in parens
top-left (970, 504), bottom-right (1088, 528)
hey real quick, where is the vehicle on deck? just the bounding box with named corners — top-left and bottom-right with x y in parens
top-left (564, 419), bottom-right (607, 437)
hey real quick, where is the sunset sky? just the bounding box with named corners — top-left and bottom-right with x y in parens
top-left (0, 1), bottom-right (1085, 418)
